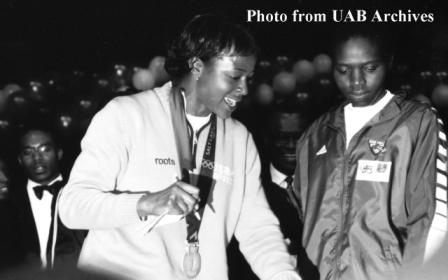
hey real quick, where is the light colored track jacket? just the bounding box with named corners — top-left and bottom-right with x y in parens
top-left (59, 82), bottom-right (300, 280)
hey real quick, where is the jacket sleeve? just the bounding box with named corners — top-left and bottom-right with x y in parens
top-left (234, 133), bottom-right (301, 280)
top-left (291, 115), bottom-right (321, 224)
top-left (402, 108), bottom-right (448, 266)
top-left (58, 99), bottom-right (145, 230)
top-left (292, 131), bottom-right (312, 222)
top-left (423, 112), bottom-right (448, 261)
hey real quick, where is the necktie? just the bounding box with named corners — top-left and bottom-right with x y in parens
top-left (285, 176), bottom-right (304, 220)
top-left (285, 176), bottom-right (299, 209)
top-left (33, 181), bottom-right (63, 200)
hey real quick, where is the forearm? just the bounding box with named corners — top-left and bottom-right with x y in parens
top-left (59, 182), bottom-right (143, 230)
top-left (57, 99), bottom-right (145, 230)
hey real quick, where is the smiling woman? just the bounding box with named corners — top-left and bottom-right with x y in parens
top-left (165, 14), bottom-right (258, 119)
top-left (58, 14), bottom-right (300, 280)
top-left (187, 55), bottom-right (256, 118)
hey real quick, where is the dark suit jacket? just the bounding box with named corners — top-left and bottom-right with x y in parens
top-left (262, 166), bottom-right (302, 249)
top-left (7, 175), bottom-right (85, 271)
top-left (228, 162), bottom-right (319, 280)
top-left (261, 162), bottom-right (320, 280)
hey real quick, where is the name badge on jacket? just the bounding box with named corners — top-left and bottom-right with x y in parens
top-left (356, 160), bottom-right (392, 182)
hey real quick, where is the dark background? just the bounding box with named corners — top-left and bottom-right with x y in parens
top-left (1, 0), bottom-right (447, 85)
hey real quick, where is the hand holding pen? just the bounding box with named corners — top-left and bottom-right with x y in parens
top-left (137, 178), bottom-right (200, 217)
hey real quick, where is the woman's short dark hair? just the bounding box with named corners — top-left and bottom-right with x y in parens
top-left (165, 14), bottom-right (259, 79)
top-left (330, 24), bottom-right (395, 63)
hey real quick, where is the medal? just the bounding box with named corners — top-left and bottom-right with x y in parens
top-left (169, 89), bottom-right (216, 279)
top-left (182, 241), bottom-right (201, 278)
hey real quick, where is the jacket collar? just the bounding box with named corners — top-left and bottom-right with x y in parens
top-left (324, 90), bottom-right (407, 131)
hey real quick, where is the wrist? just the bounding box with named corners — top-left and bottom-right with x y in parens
top-left (137, 193), bottom-right (150, 219)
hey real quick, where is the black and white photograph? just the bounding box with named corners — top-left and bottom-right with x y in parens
top-left (1, 0), bottom-right (448, 279)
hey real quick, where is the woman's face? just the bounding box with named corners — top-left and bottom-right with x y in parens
top-left (194, 55), bottom-right (256, 119)
top-left (333, 37), bottom-right (387, 107)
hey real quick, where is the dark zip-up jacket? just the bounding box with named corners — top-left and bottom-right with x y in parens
top-left (293, 92), bottom-right (447, 280)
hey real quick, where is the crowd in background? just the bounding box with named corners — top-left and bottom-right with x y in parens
top-left (1, 52), bottom-right (448, 168)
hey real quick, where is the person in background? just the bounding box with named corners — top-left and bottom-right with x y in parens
top-left (292, 24), bottom-right (448, 279)
top-left (262, 104), bottom-right (319, 280)
top-left (58, 14), bottom-right (301, 280)
top-left (228, 104), bottom-right (314, 280)
top-left (9, 125), bottom-right (84, 272)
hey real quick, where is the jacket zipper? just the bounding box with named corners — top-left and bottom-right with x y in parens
top-left (334, 124), bottom-right (371, 277)
top-left (336, 152), bottom-right (349, 277)
top-left (324, 124), bottom-right (347, 277)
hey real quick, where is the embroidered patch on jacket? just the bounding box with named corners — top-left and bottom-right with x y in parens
top-left (368, 139), bottom-right (387, 155)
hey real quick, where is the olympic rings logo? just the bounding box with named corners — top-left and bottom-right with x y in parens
top-left (201, 160), bottom-right (215, 170)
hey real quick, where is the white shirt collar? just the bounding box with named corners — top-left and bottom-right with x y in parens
top-left (25, 173), bottom-right (63, 269)
top-left (269, 163), bottom-right (293, 189)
